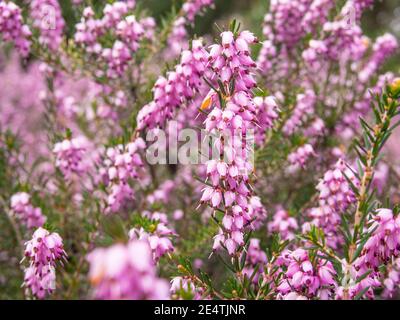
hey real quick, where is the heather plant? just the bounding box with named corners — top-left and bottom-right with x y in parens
top-left (0, 0), bottom-right (400, 300)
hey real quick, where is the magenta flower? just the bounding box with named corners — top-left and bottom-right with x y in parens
top-left (10, 192), bottom-right (46, 229)
top-left (287, 144), bottom-right (316, 172)
top-left (317, 159), bottom-right (358, 213)
top-left (199, 30), bottom-right (268, 256)
top-left (23, 227), bottom-right (67, 299)
top-left (87, 240), bottom-right (169, 299)
top-left (0, 2), bottom-right (31, 57)
top-left (99, 138), bottom-right (146, 213)
top-left (268, 209), bottom-right (298, 241)
top-left (30, 0), bottom-right (65, 51)
top-left (129, 211), bottom-right (176, 261)
top-left (277, 248), bottom-right (337, 299)
top-left (137, 39), bottom-right (209, 131)
top-left (53, 137), bottom-right (88, 180)
top-left (242, 238), bottom-right (268, 283)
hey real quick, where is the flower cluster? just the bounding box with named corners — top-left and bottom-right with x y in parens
top-left (282, 91), bottom-right (316, 136)
top-left (53, 137), bottom-right (87, 180)
top-left (10, 192), bottom-right (46, 229)
top-left (87, 240), bottom-right (169, 299)
top-left (316, 159), bottom-right (358, 213)
top-left (343, 0), bottom-right (374, 20)
top-left (23, 228), bottom-right (67, 299)
top-left (170, 276), bottom-right (209, 299)
top-left (277, 249), bottom-right (337, 300)
top-left (1, 0), bottom-right (400, 301)
top-left (137, 39), bottom-right (208, 131)
top-left (356, 209), bottom-right (400, 272)
top-left (30, 0), bottom-right (65, 51)
top-left (358, 34), bottom-right (398, 83)
top-left (200, 30), bottom-right (263, 256)
top-left (383, 258), bottom-right (400, 298)
top-left (74, 1), bottom-right (151, 79)
top-left (100, 138), bottom-right (146, 213)
top-left (129, 211), bottom-right (175, 261)
top-left (287, 144), bottom-right (315, 172)
top-left (302, 159), bottom-right (359, 248)
top-left (303, 206), bottom-right (343, 249)
top-left (253, 96), bottom-right (279, 146)
top-left (268, 209), bottom-right (298, 241)
top-left (164, 17), bottom-right (188, 59)
top-left (242, 238), bottom-right (268, 283)
top-left (0, 1), bottom-right (31, 57)
top-left (182, 0), bottom-right (214, 22)
top-left (336, 209), bottom-right (400, 299)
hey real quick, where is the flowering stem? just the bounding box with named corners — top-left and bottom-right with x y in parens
top-left (351, 94), bottom-right (399, 256)
top-left (343, 85), bottom-right (400, 299)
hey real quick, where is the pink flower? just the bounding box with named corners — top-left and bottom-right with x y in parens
top-left (53, 136), bottom-right (88, 180)
top-left (129, 211), bottom-right (176, 261)
top-left (30, 0), bottom-right (65, 51)
top-left (268, 208), bottom-right (298, 241)
top-left (198, 30), bottom-right (268, 256)
top-left (137, 40), bottom-right (208, 130)
top-left (10, 192), bottom-right (46, 229)
top-left (0, 2), bottom-right (32, 56)
top-left (23, 265), bottom-right (56, 299)
top-left (287, 144), bottom-right (316, 171)
top-left (23, 227), bottom-right (67, 299)
top-left (100, 138), bottom-right (145, 213)
top-left (87, 240), bottom-right (169, 300)
top-left (242, 238), bottom-right (268, 283)
top-left (317, 159), bottom-right (358, 213)
top-left (277, 248), bottom-right (337, 299)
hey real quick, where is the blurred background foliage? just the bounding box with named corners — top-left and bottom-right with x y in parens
top-left (56, 0), bottom-right (400, 69)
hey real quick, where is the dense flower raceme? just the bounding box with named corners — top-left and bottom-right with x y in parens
top-left (357, 209), bottom-right (400, 272)
top-left (87, 240), bottom-right (169, 300)
top-left (165, 17), bottom-right (188, 60)
top-left (99, 138), bottom-right (146, 213)
top-left (268, 209), bottom-right (298, 241)
top-left (263, 0), bottom-right (324, 49)
top-left (316, 159), bottom-right (358, 213)
top-left (199, 30), bottom-right (267, 256)
top-left (74, 1), bottom-right (153, 79)
top-left (23, 228), bottom-right (67, 299)
top-left (53, 136), bottom-right (88, 180)
top-left (253, 96), bottom-right (279, 146)
top-left (30, 0), bottom-right (65, 51)
top-left (10, 192), bottom-right (46, 228)
top-left (137, 39), bottom-right (209, 131)
top-left (182, 0), bottom-right (214, 22)
top-left (302, 159), bottom-right (359, 249)
top-left (287, 144), bottom-right (316, 172)
top-left (342, 0), bottom-right (374, 20)
top-left (276, 249), bottom-right (337, 300)
top-left (0, 1), bottom-right (31, 56)
top-left (336, 209), bottom-right (400, 299)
